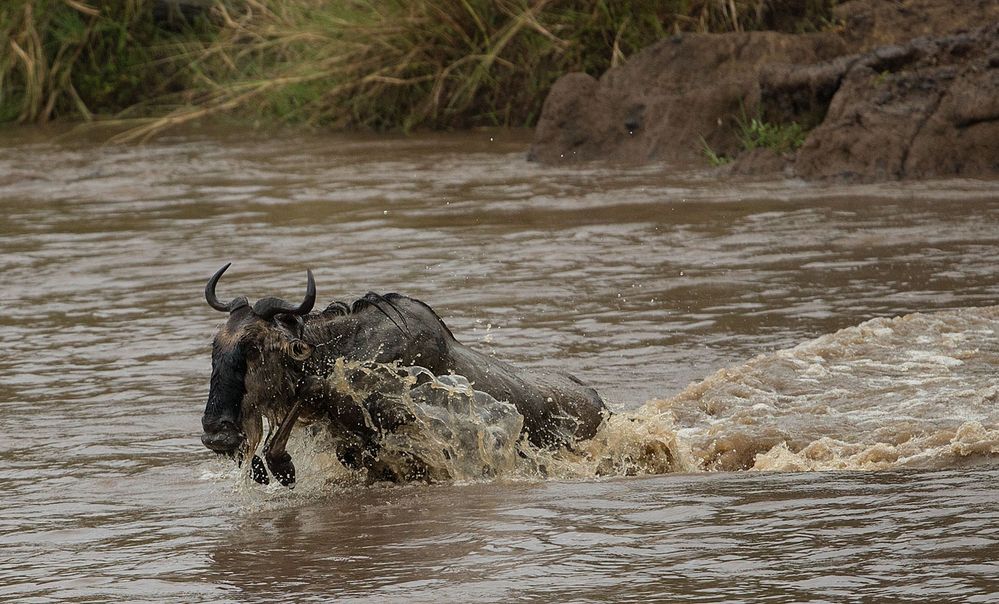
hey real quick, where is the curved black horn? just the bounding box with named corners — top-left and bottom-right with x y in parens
top-left (252, 269), bottom-right (316, 320)
top-left (205, 263), bottom-right (249, 313)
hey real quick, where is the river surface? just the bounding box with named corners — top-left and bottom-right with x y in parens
top-left (1, 128), bottom-right (997, 602)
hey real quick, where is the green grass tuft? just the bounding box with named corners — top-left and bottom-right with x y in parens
top-left (699, 135), bottom-right (731, 166)
top-left (737, 114), bottom-right (806, 154)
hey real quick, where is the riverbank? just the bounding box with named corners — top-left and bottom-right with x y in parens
top-left (530, 0), bottom-right (999, 180)
top-left (1, 0), bottom-right (836, 141)
top-left (3, 1), bottom-right (994, 180)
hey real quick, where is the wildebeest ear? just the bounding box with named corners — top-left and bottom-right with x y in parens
top-left (274, 313), bottom-right (304, 333)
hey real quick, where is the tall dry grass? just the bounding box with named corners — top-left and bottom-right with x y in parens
top-left (0, 0), bottom-right (839, 139)
top-left (0, 0), bottom-right (200, 125)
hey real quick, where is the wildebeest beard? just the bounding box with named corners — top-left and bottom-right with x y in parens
top-left (200, 264), bottom-right (610, 487)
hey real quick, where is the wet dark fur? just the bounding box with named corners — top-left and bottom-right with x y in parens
top-left (203, 293), bottom-right (609, 482)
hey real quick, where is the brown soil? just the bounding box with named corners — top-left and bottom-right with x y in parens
top-left (529, 0), bottom-right (999, 181)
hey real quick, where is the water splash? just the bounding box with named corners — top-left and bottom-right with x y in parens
top-left (215, 306), bottom-right (999, 493)
top-left (370, 367), bottom-right (525, 482)
top-left (651, 305), bottom-right (999, 472)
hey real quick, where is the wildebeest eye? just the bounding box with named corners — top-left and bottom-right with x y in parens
top-left (287, 339), bottom-right (312, 361)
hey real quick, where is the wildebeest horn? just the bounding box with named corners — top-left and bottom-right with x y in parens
top-left (252, 269), bottom-right (316, 320)
top-left (205, 263), bottom-right (249, 313)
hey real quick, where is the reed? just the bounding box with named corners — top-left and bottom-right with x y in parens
top-left (0, 0), bottom-right (839, 138)
top-left (0, 0), bottom-right (203, 125)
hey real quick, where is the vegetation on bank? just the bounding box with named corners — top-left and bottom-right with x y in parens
top-left (702, 109), bottom-right (807, 165)
top-left (0, 0), bottom-right (838, 139)
top-left (738, 116), bottom-right (806, 154)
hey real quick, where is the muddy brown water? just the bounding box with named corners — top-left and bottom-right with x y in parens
top-left (1, 128), bottom-right (997, 602)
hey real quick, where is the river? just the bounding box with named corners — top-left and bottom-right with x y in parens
top-left (1, 128), bottom-right (997, 602)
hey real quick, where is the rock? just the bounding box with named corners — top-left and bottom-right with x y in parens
top-left (903, 47), bottom-right (999, 178)
top-left (793, 25), bottom-right (999, 180)
top-left (721, 148), bottom-right (794, 178)
top-left (526, 73), bottom-right (602, 163)
top-left (530, 0), bottom-right (999, 181)
top-left (834, 0), bottom-right (999, 49)
top-left (529, 31), bottom-right (846, 166)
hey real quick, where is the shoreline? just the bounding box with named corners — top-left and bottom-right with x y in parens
top-left (529, 1), bottom-right (999, 181)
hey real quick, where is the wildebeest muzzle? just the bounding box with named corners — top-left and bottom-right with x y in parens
top-left (201, 417), bottom-right (243, 454)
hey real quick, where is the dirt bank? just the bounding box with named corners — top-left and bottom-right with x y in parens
top-left (529, 0), bottom-right (999, 181)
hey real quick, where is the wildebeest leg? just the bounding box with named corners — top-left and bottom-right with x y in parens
top-left (263, 397), bottom-right (304, 487)
top-left (367, 392), bottom-right (416, 433)
top-left (259, 375), bottom-right (328, 487)
top-left (238, 408), bottom-right (268, 484)
top-left (233, 452), bottom-right (270, 485)
top-left (250, 455), bottom-right (270, 485)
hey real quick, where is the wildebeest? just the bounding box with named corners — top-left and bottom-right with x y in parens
top-left (201, 264), bottom-right (608, 486)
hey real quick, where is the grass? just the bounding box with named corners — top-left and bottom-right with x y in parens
top-left (737, 114), bottom-right (806, 154)
top-left (700, 135), bottom-right (731, 166)
top-left (701, 109), bottom-right (808, 167)
top-left (0, 0), bottom-right (841, 139)
top-left (0, 0), bottom-right (207, 125)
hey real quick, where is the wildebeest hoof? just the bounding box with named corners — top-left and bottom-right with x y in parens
top-left (251, 455), bottom-right (270, 484)
top-left (273, 464), bottom-right (295, 488)
top-left (266, 451), bottom-right (296, 488)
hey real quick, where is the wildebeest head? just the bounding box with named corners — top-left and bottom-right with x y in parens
top-left (201, 263), bottom-right (316, 459)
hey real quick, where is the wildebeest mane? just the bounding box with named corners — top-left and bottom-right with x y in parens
top-left (298, 293), bottom-right (413, 349)
top-left (352, 292), bottom-right (410, 335)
